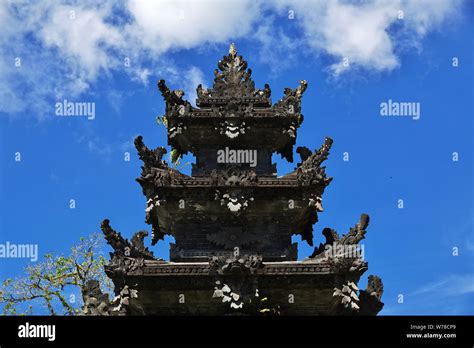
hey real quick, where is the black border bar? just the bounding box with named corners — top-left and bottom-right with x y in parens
top-left (0, 315), bottom-right (472, 346)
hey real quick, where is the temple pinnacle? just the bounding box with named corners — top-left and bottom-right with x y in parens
top-left (229, 43), bottom-right (237, 57)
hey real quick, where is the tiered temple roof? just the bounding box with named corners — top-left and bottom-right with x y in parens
top-left (95, 44), bottom-right (384, 316)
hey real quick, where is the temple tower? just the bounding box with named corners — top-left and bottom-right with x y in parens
top-left (99, 44), bottom-right (384, 315)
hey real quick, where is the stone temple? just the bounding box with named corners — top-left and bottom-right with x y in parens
top-left (88, 44), bottom-right (384, 315)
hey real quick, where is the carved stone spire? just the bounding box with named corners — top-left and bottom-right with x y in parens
top-left (275, 80), bottom-right (308, 114)
top-left (296, 137), bottom-right (333, 186)
top-left (157, 79), bottom-right (191, 113)
top-left (229, 42), bottom-right (237, 57)
top-left (101, 219), bottom-right (155, 260)
top-left (196, 43), bottom-right (271, 106)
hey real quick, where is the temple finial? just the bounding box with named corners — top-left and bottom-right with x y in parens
top-left (229, 43), bottom-right (237, 57)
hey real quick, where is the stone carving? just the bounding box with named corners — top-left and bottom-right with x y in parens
top-left (296, 137), bottom-right (333, 186)
top-left (81, 280), bottom-right (144, 316)
top-left (255, 83), bottom-right (271, 99)
top-left (106, 255), bottom-right (148, 280)
top-left (328, 256), bottom-right (368, 276)
top-left (210, 167), bottom-right (258, 186)
top-left (209, 255), bottom-right (262, 310)
top-left (304, 214), bottom-right (371, 288)
top-left (216, 120), bottom-right (249, 139)
top-left (157, 79), bottom-right (191, 113)
top-left (275, 80), bottom-right (308, 114)
top-left (333, 281), bottom-right (360, 311)
top-left (81, 280), bottom-right (112, 316)
top-left (358, 276), bottom-right (384, 315)
top-left (212, 281), bottom-right (243, 309)
top-left (98, 44), bottom-right (384, 316)
top-left (296, 146), bottom-right (312, 165)
top-left (340, 214), bottom-right (369, 244)
top-left (196, 83), bottom-right (208, 99)
top-left (196, 43), bottom-right (270, 105)
top-left (134, 135), bottom-right (172, 190)
top-left (277, 122), bottom-right (302, 162)
top-left (291, 195), bottom-right (324, 246)
top-left (111, 284), bottom-right (143, 315)
top-left (144, 195), bottom-right (166, 245)
top-left (135, 136), bottom-right (168, 169)
top-left (134, 136), bottom-right (172, 244)
top-left (333, 275), bottom-right (384, 315)
top-left (282, 124), bottom-right (297, 139)
top-left (206, 227), bottom-right (263, 249)
top-left (311, 214), bottom-right (369, 259)
top-left (209, 254), bottom-right (263, 276)
top-left (101, 219), bottom-right (155, 260)
top-left (215, 189), bottom-right (254, 214)
top-left (168, 122), bottom-right (187, 139)
top-left (364, 275), bottom-right (384, 300)
top-left (212, 281), bottom-right (260, 310)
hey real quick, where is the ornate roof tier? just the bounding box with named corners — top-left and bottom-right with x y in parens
top-left (96, 44), bottom-right (384, 316)
top-left (101, 216), bottom-right (383, 315)
top-left (134, 135), bottom-right (333, 250)
top-left (157, 44), bottom-right (308, 163)
top-left (196, 43), bottom-right (271, 107)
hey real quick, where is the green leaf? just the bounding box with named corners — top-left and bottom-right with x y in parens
top-left (156, 116), bottom-right (168, 128)
top-left (170, 148), bottom-right (182, 164)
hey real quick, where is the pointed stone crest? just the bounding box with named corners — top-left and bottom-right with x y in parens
top-left (196, 43), bottom-right (271, 106)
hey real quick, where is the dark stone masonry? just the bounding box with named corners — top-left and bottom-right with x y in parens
top-left (90, 44), bottom-right (384, 315)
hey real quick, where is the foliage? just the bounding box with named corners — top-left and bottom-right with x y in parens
top-left (155, 115), bottom-right (168, 128)
top-left (0, 234), bottom-right (112, 315)
top-left (156, 114), bottom-right (190, 170)
top-left (170, 148), bottom-right (183, 165)
top-left (257, 296), bottom-right (281, 315)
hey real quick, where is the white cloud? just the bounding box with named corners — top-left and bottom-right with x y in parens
top-left (401, 0), bottom-right (460, 37)
top-left (253, 16), bottom-right (302, 75)
top-left (38, 3), bottom-right (123, 80)
top-left (177, 66), bottom-right (207, 107)
top-left (275, 0), bottom-right (462, 75)
top-left (0, 0), bottom-right (259, 117)
top-left (0, 1), bottom-right (124, 116)
top-left (153, 65), bottom-right (206, 107)
top-left (0, 0), bottom-right (463, 117)
top-left (125, 0), bottom-right (260, 54)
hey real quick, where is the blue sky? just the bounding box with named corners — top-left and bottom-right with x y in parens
top-left (0, 0), bottom-right (473, 315)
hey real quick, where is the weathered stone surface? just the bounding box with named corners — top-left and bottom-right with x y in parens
top-left (96, 44), bottom-right (384, 316)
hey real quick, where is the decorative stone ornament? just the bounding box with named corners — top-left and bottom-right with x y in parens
top-left (94, 44), bottom-right (384, 315)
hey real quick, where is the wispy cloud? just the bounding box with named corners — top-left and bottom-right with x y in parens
top-left (73, 122), bottom-right (137, 159)
top-left (273, 0), bottom-right (462, 75)
top-left (411, 274), bottom-right (474, 297)
top-left (163, 66), bottom-right (207, 107)
top-left (383, 273), bottom-right (474, 315)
